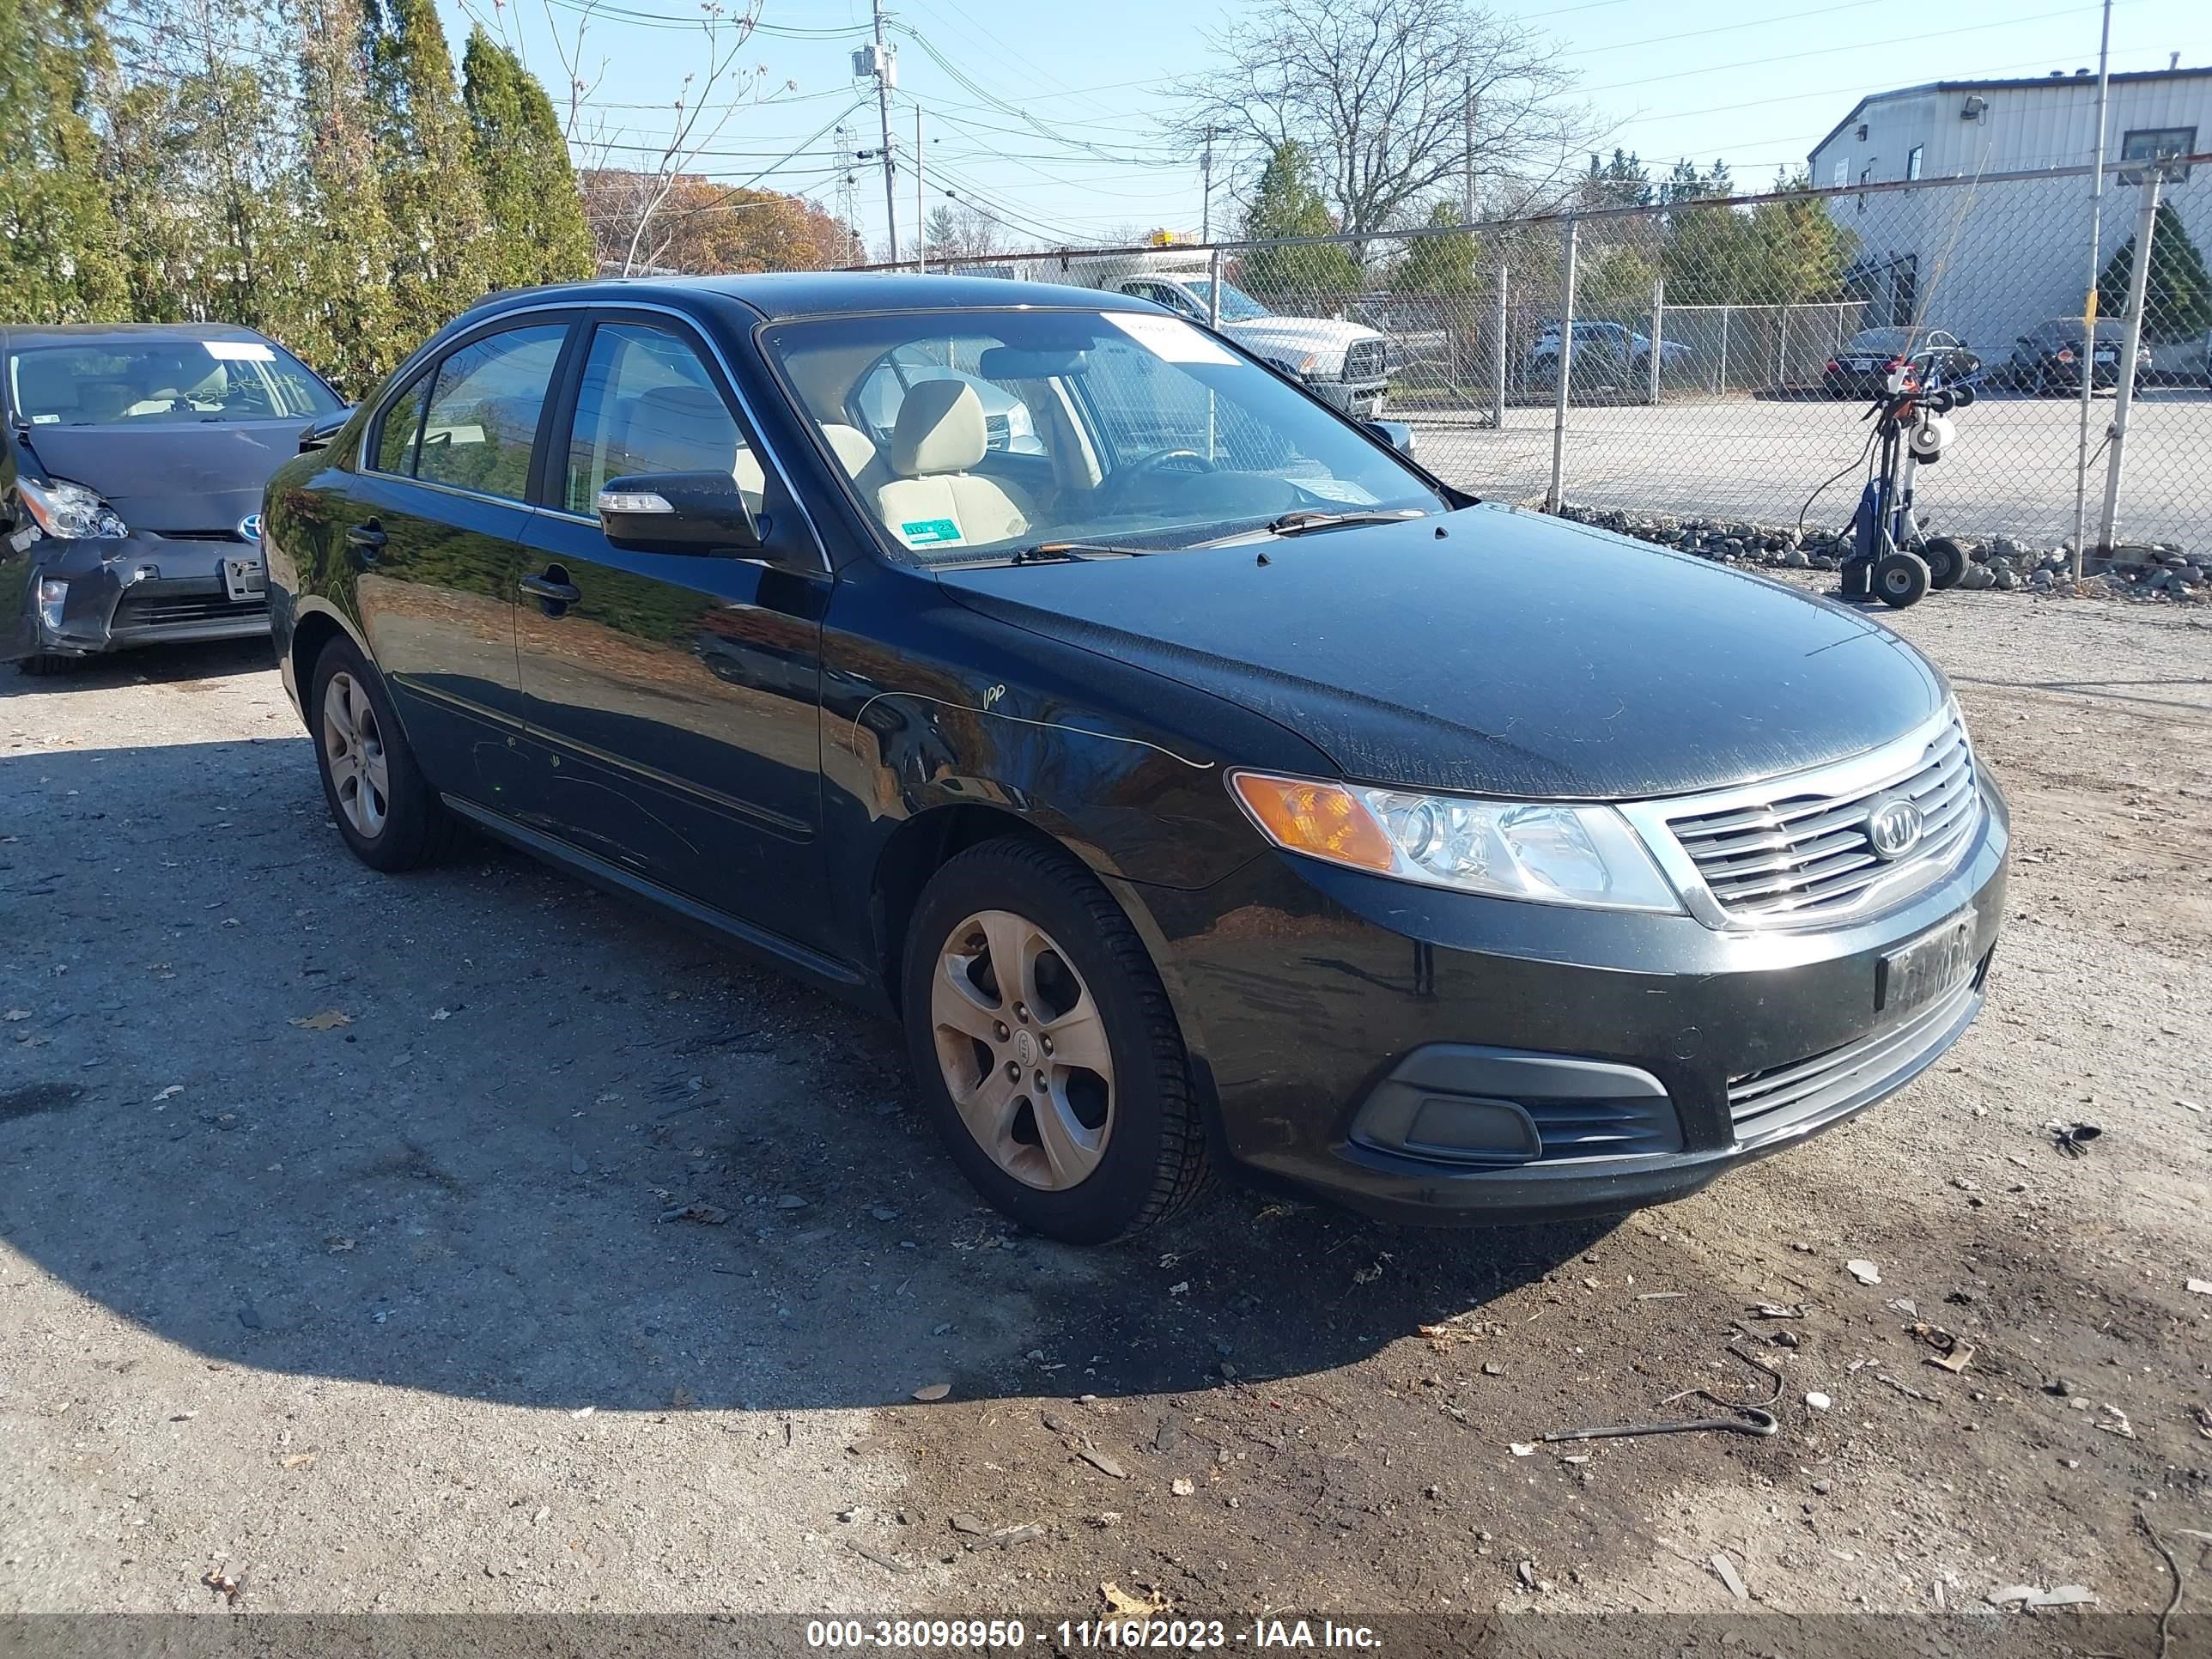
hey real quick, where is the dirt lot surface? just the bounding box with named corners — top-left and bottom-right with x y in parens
top-left (2, 585), bottom-right (2209, 1638)
top-left (1408, 389), bottom-right (2212, 551)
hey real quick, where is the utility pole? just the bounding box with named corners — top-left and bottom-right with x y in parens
top-left (1462, 75), bottom-right (1477, 226)
top-left (1200, 126), bottom-right (1215, 243)
top-left (915, 104), bottom-right (927, 272)
top-left (867, 0), bottom-right (898, 265)
top-left (2069, 0), bottom-right (2112, 580)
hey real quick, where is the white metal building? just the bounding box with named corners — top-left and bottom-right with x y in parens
top-left (1806, 67), bottom-right (2212, 371)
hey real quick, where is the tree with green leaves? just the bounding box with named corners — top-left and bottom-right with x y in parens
top-left (462, 27), bottom-right (593, 292)
top-left (1581, 149), bottom-right (1651, 210)
top-left (2096, 203), bottom-right (2212, 341)
top-left (1393, 201), bottom-right (1478, 296)
top-left (289, 0), bottom-right (404, 388)
top-left (370, 0), bottom-right (491, 337)
top-left (0, 0), bottom-right (127, 320)
top-left (1237, 139), bottom-right (1362, 301)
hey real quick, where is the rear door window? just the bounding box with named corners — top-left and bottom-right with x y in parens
top-left (413, 324), bottom-right (568, 501)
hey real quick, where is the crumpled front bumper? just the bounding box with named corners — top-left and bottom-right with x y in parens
top-left (29, 530), bottom-right (271, 656)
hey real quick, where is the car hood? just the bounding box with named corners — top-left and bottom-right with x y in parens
top-left (18, 422), bottom-right (301, 534)
top-left (935, 507), bottom-right (1948, 800)
top-left (1223, 317), bottom-right (1383, 360)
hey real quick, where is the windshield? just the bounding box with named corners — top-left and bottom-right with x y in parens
top-left (6, 337), bottom-right (339, 427)
top-left (1187, 281), bottom-right (1271, 322)
top-left (764, 307), bottom-right (1444, 564)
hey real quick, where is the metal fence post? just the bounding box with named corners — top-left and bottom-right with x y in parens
top-left (2095, 165), bottom-right (2166, 557)
top-left (1547, 218), bottom-right (1578, 514)
top-left (1648, 276), bottom-right (1665, 407)
top-left (1492, 265), bottom-right (1509, 431)
top-left (1717, 304), bottom-right (1730, 395)
top-left (1206, 245), bottom-right (1224, 330)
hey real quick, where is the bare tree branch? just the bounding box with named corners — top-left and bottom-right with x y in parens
top-left (1168, 0), bottom-right (1599, 240)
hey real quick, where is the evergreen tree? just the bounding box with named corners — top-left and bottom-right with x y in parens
top-left (1239, 140), bottom-right (1362, 301)
top-left (1581, 149), bottom-right (1651, 210)
top-left (2095, 204), bottom-right (2212, 340)
top-left (1394, 201), bottom-right (1477, 295)
top-left (290, 0), bottom-right (404, 387)
top-left (370, 0), bottom-right (491, 338)
top-left (462, 28), bottom-right (593, 291)
top-left (0, 0), bottom-right (127, 320)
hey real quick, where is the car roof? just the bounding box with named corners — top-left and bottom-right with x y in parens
top-left (0, 321), bottom-right (279, 349)
top-left (469, 271), bottom-right (1162, 324)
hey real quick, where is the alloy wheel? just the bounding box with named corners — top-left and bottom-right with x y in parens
top-left (321, 670), bottom-right (391, 840)
top-left (930, 908), bottom-right (1114, 1191)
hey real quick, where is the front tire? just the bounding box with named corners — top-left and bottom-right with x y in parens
top-left (309, 637), bottom-right (461, 872)
top-left (902, 837), bottom-right (1208, 1244)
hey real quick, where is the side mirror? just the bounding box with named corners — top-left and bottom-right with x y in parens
top-left (299, 407), bottom-right (355, 453)
top-left (1366, 419), bottom-right (1416, 459)
top-left (598, 471), bottom-right (760, 555)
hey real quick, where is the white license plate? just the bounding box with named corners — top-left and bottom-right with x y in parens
top-left (223, 557), bottom-right (266, 603)
top-left (2094, 349), bottom-right (2118, 362)
top-left (1848, 359), bottom-right (1874, 370)
top-left (1879, 910), bottom-right (1975, 1015)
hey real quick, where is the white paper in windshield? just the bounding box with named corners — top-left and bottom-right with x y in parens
top-left (204, 340), bottom-right (276, 362)
top-left (1102, 311), bottom-right (1237, 365)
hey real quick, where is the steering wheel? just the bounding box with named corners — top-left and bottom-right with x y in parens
top-left (1101, 447), bottom-right (1218, 509)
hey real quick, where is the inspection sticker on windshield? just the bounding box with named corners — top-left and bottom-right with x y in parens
top-left (204, 340), bottom-right (276, 362)
top-left (901, 519), bottom-right (963, 546)
top-left (1102, 312), bottom-right (1237, 365)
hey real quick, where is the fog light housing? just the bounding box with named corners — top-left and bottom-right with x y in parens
top-left (38, 578), bottom-right (68, 632)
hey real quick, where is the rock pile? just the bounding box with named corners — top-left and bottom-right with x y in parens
top-left (1549, 506), bottom-right (2211, 604)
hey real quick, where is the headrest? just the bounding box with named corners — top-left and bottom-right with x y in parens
top-left (891, 380), bottom-right (986, 477)
top-left (629, 384), bottom-right (738, 472)
top-left (818, 422), bottom-right (878, 480)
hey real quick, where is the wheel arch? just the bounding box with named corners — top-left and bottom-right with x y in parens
top-left (868, 802), bottom-right (1066, 1007)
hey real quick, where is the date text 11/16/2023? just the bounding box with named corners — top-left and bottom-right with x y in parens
top-left (805, 1619), bottom-right (1382, 1650)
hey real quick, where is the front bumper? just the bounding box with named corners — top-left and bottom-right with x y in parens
top-left (1141, 778), bottom-right (2008, 1225)
top-left (1311, 378), bottom-right (1389, 418)
top-left (29, 531), bottom-right (270, 657)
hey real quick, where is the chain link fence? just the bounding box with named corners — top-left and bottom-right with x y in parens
top-left (910, 155), bottom-right (2212, 558)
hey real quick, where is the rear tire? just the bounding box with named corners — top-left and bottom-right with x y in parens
top-left (1921, 537), bottom-right (1966, 591)
top-left (309, 636), bottom-right (462, 872)
top-left (1875, 550), bottom-right (1930, 609)
top-left (902, 836), bottom-right (1208, 1244)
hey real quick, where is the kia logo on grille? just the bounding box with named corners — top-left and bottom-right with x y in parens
top-left (1865, 795), bottom-right (1925, 861)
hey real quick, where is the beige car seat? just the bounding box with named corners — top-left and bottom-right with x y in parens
top-left (875, 380), bottom-right (1030, 551)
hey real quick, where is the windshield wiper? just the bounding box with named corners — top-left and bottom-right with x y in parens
top-left (1262, 509), bottom-right (1427, 538)
top-left (1004, 541), bottom-right (1152, 564)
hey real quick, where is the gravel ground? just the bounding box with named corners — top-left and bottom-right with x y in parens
top-left (1, 583), bottom-right (2208, 1634)
top-left (1408, 388), bottom-right (2212, 552)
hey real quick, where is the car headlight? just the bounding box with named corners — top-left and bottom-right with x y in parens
top-left (1230, 770), bottom-right (1683, 913)
top-left (19, 477), bottom-right (127, 540)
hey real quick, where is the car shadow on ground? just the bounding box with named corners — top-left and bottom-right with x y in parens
top-left (3, 638), bottom-right (276, 696)
top-left (0, 736), bottom-right (1609, 1418)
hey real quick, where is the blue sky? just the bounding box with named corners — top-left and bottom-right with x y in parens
top-left (445, 0), bottom-right (2208, 253)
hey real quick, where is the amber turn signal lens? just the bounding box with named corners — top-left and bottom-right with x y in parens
top-left (1229, 771), bottom-right (1396, 872)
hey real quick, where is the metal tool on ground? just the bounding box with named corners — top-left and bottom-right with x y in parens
top-left (1539, 1345), bottom-right (1784, 1443)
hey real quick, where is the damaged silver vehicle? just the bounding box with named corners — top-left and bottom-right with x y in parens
top-left (1, 323), bottom-right (343, 674)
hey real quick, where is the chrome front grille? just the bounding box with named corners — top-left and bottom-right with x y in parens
top-left (1344, 339), bottom-right (1388, 381)
top-left (1643, 712), bottom-right (1981, 928)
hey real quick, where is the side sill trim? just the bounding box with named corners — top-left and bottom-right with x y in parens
top-left (439, 793), bottom-right (867, 990)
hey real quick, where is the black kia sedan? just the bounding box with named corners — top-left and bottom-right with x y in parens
top-left (1821, 327), bottom-right (1980, 400)
top-left (0, 322), bottom-right (344, 672)
top-left (238, 275), bottom-right (2007, 1244)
